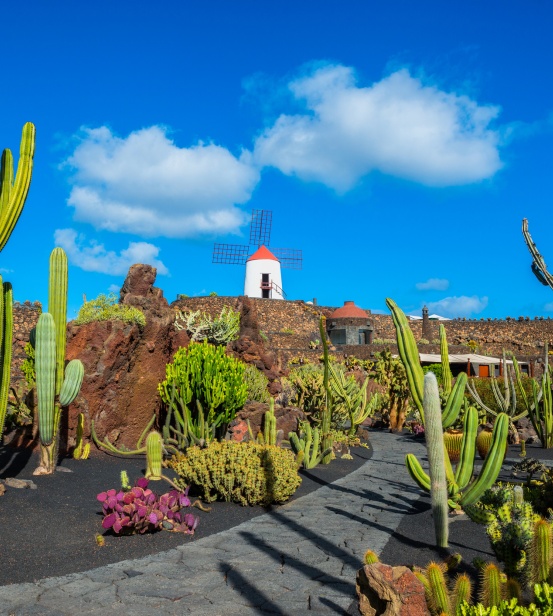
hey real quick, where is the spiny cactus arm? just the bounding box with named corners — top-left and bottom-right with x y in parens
top-left (0, 281), bottom-right (12, 440)
top-left (441, 372), bottom-right (467, 428)
top-left (522, 218), bottom-right (553, 289)
top-left (0, 122), bottom-right (35, 253)
top-left (451, 573), bottom-right (472, 615)
top-left (439, 324), bottom-right (452, 397)
top-left (454, 405), bottom-right (478, 490)
top-left (480, 563), bottom-right (503, 608)
top-left (425, 562), bottom-right (451, 614)
top-left (90, 419), bottom-right (147, 455)
top-left (59, 359), bottom-right (84, 406)
top-left (385, 298), bottom-right (424, 418)
top-left (460, 413), bottom-right (509, 507)
top-left (73, 412), bottom-right (86, 459)
top-left (406, 453), bottom-right (431, 491)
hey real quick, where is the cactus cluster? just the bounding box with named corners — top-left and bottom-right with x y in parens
top-left (158, 341), bottom-right (247, 447)
top-left (72, 413), bottom-right (90, 460)
top-left (174, 306), bottom-right (240, 345)
top-left (289, 420), bottom-right (332, 469)
top-left (406, 379), bottom-right (509, 513)
top-left (97, 477), bottom-right (199, 535)
top-left (386, 298), bottom-right (467, 427)
top-left (169, 441), bottom-right (301, 506)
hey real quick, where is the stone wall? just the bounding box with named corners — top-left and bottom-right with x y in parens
top-left (11, 301), bottom-right (41, 389)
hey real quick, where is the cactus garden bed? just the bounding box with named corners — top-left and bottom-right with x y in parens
top-left (0, 441), bottom-right (371, 586)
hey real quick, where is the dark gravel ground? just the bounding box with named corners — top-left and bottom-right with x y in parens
top-left (0, 442), bottom-right (372, 586)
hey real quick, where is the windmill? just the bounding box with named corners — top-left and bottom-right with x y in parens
top-left (212, 209), bottom-right (302, 299)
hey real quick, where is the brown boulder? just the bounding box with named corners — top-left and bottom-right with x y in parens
top-left (356, 563), bottom-right (429, 616)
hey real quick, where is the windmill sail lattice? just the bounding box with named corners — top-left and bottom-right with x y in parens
top-left (212, 209), bottom-right (302, 270)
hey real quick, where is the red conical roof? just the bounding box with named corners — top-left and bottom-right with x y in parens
top-left (247, 245), bottom-right (279, 262)
top-left (330, 301), bottom-right (368, 319)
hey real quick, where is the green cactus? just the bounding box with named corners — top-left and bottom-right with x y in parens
top-left (73, 412), bottom-right (89, 460)
top-left (513, 345), bottom-right (553, 448)
top-left (145, 431), bottom-right (163, 480)
top-left (0, 281), bottom-right (13, 440)
top-left (467, 351), bottom-right (529, 442)
top-left (480, 563), bottom-right (503, 607)
top-left (426, 562), bottom-right (451, 614)
top-left (416, 560), bottom-right (471, 616)
top-left (158, 341), bottom-right (247, 448)
top-left (406, 407), bottom-right (509, 510)
top-left (424, 373), bottom-right (449, 547)
top-left (263, 398), bottom-right (277, 446)
top-left (386, 298), bottom-right (466, 427)
top-left (289, 421), bottom-right (332, 469)
top-left (35, 248), bottom-right (84, 474)
top-left (328, 362), bottom-right (379, 436)
top-left (363, 549), bottom-right (380, 565)
top-left (319, 316), bottom-right (333, 464)
top-left (530, 519), bottom-right (553, 585)
top-left (440, 324), bottom-right (452, 397)
top-left (0, 122), bottom-right (36, 253)
top-left (0, 123), bottom-right (36, 439)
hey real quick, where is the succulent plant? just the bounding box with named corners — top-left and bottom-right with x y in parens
top-left (97, 477), bottom-right (199, 536)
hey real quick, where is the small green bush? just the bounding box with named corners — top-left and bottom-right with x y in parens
top-left (423, 363), bottom-right (443, 385)
top-left (75, 293), bottom-right (145, 327)
top-left (169, 441), bottom-right (301, 506)
top-left (244, 364), bottom-right (270, 403)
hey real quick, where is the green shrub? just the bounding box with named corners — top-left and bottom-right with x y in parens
top-left (169, 441), bottom-right (301, 506)
top-left (75, 293), bottom-right (145, 327)
top-left (244, 364), bottom-right (270, 403)
top-left (174, 306), bottom-right (240, 346)
top-left (423, 363), bottom-right (443, 385)
top-left (158, 341), bottom-right (248, 444)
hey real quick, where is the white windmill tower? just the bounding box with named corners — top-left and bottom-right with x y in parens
top-left (212, 210), bottom-right (302, 300)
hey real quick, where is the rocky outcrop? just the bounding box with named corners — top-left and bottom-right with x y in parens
top-left (230, 402), bottom-right (305, 442)
top-left (356, 563), bottom-right (429, 616)
top-left (65, 265), bottom-right (188, 450)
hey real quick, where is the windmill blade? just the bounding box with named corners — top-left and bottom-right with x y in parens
top-left (249, 209), bottom-right (272, 247)
top-left (271, 247), bottom-right (303, 270)
top-left (212, 243), bottom-right (250, 265)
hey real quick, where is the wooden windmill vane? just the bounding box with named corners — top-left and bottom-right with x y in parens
top-left (212, 209), bottom-right (302, 300)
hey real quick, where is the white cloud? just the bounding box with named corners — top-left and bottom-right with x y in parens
top-left (427, 295), bottom-right (488, 318)
top-left (254, 64), bottom-right (502, 191)
top-left (416, 278), bottom-right (449, 291)
top-left (63, 126), bottom-right (259, 237)
top-left (54, 229), bottom-right (169, 276)
top-left (108, 284), bottom-right (120, 294)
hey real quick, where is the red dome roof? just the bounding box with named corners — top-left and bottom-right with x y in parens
top-left (247, 245), bottom-right (279, 262)
top-left (330, 301), bottom-right (368, 319)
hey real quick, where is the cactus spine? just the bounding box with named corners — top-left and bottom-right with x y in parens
top-left (424, 373), bottom-right (449, 547)
top-left (145, 431), bottom-right (163, 480)
top-left (530, 519), bottom-right (553, 585)
top-left (480, 563), bottom-right (503, 607)
top-left (426, 562), bottom-right (450, 614)
top-left (35, 248), bottom-right (84, 474)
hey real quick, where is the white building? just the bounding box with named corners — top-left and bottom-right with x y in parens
top-left (244, 245), bottom-right (284, 300)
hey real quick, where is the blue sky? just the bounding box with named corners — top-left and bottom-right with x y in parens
top-left (1, 1), bottom-right (553, 320)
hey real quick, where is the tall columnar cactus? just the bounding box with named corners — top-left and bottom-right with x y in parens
top-left (386, 298), bottom-right (466, 427)
top-left (440, 324), bottom-right (452, 397)
top-left (0, 122), bottom-right (36, 253)
top-left (0, 123), bottom-right (35, 440)
top-left (522, 218), bottom-right (553, 291)
top-left (0, 280), bottom-right (13, 440)
top-left (263, 398), bottom-right (277, 446)
top-left (424, 373), bottom-right (449, 547)
top-left (35, 247), bottom-right (84, 474)
top-left (319, 316), bottom-right (333, 464)
top-left (406, 405), bottom-right (509, 509)
top-left (530, 519), bottom-right (553, 585)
